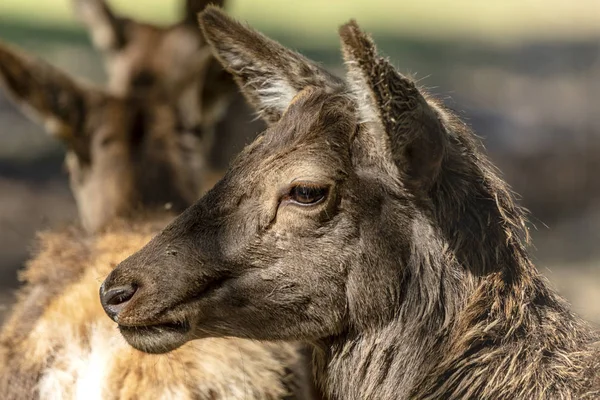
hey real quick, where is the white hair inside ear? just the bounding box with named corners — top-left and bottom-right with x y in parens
top-left (344, 60), bottom-right (382, 127)
top-left (254, 77), bottom-right (299, 118)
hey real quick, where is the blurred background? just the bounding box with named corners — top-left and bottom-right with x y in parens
top-left (0, 0), bottom-right (598, 323)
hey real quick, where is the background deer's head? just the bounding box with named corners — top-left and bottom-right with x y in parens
top-left (0, 39), bottom-right (225, 232)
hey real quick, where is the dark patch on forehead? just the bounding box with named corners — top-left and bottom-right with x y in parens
top-left (222, 90), bottom-right (355, 194)
top-left (129, 101), bottom-right (148, 149)
top-left (130, 70), bottom-right (157, 91)
top-left (118, 95), bottom-right (162, 151)
top-left (120, 97), bottom-right (195, 211)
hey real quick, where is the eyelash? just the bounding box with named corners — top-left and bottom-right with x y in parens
top-left (285, 183), bottom-right (329, 206)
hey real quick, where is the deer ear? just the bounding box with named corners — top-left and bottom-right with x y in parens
top-left (197, 56), bottom-right (238, 123)
top-left (198, 6), bottom-right (343, 124)
top-left (73, 0), bottom-right (129, 52)
top-left (168, 47), bottom-right (235, 131)
top-left (0, 41), bottom-right (89, 141)
top-left (339, 20), bottom-right (446, 191)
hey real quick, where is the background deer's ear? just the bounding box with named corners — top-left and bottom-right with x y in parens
top-left (339, 20), bottom-right (446, 191)
top-left (198, 56), bottom-right (238, 122)
top-left (73, 0), bottom-right (129, 52)
top-left (182, 0), bottom-right (226, 27)
top-left (199, 6), bottom-right (344, 124)
top-left (0, 41), bottom-right (90, 142)
top-left (167, 47), bottom-right (236, 131)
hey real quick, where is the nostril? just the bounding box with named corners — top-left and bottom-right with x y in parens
top-left (105, 285), bottom-right (137, 306)
top-left (100, 283), bottom-right (138, 321)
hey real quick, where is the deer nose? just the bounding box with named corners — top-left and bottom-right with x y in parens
top-left (99, 283), bottom-right (137, 321)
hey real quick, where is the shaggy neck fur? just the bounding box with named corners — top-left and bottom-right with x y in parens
top-left (313, 214), bottom-right (470, 399)
top-left (313, 123), bottom-right (600, 400)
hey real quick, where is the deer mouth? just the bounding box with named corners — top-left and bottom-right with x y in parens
top-left (113, 275), bottom-right (234, 353)
top-left (117, 319), bottom-right (192, 354)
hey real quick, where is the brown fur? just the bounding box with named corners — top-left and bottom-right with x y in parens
top-left (103, 9), bottom-right (600, 400)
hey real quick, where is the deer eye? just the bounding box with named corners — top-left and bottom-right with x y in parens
top-left (100, 136), bottom-right (117, 147)
top-left (288, 184), bottom-right (328, 206)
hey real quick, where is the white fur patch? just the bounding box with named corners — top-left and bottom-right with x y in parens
top-left (37, 323), bottom-right (123, 400)
top-left (254, 77), bottom-right (298, 116)
top-left (344, 60), bottom-right (379, 126)
top-left (74, 325), bottom-right (123, 400)
top-left (256, 78), bottom-right (297, 107)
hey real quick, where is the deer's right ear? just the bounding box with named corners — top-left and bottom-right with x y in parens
top-left (199, 7), bottom-right (343, 124)
top-left (0, 41), bottom-right (89, 141)
top-left (73, 0), bottom-right (128, 52)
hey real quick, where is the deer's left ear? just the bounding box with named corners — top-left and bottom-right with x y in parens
top-left (339, 20), bottom-right (446, 191)
top-left (0, 40), bottom-right (91, 142)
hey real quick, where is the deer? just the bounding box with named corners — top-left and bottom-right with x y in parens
top-left (101, 8), bottom-right (600, 400)
top-left (0, 38), bottom-right (314, 399)
top-left (73, 0), bottom-right (263, 171)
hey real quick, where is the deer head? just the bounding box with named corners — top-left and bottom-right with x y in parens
top-left (73, 0), bottom-right (235, 131)
top-left (100, 8), bottom-right (526, 357)
top-left (0, 41), bottom-right (214, 232)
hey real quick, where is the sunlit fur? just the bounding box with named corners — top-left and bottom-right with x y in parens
top-left (105, 8), bottom-right (600, 400)
top-left (0, 217), bottom-right (307, 399)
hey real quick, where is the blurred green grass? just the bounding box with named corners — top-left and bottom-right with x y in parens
top-left (1, 0), bottom-right (596, 82)
top-left (1, 0), bottom-right (599, 45)
top-left (1, 0), bottom-right (598, 160)
top-left (1, 0), bottom-right (599, 79)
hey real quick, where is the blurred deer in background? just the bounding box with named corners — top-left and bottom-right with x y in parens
top-left (0, 41), bottom-right (208, 232)
top-left (74, 0), bottom-right (264, 171)
top-left (102, 8), bottom-right (600, 399)
top-left (1, 0), bottom-right (260, 232)
top-left (0, 29), bottom-right (314, 399)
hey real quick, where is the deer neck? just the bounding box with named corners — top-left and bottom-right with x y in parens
top-left (312, 204), bottom-right (597, 399)
top-left (316, 253), bottom-right (596, 399)
top-left (313, 320), bottom-right (446, 399)
top-left (313, 220), bottom-right (472, 399)
top-left (314, 275), bottom-right (593, 400)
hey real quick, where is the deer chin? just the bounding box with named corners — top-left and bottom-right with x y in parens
top-left (115, 276), bottom-right (234, 354)
top-left (118, 319), bottom-right (192, 354)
